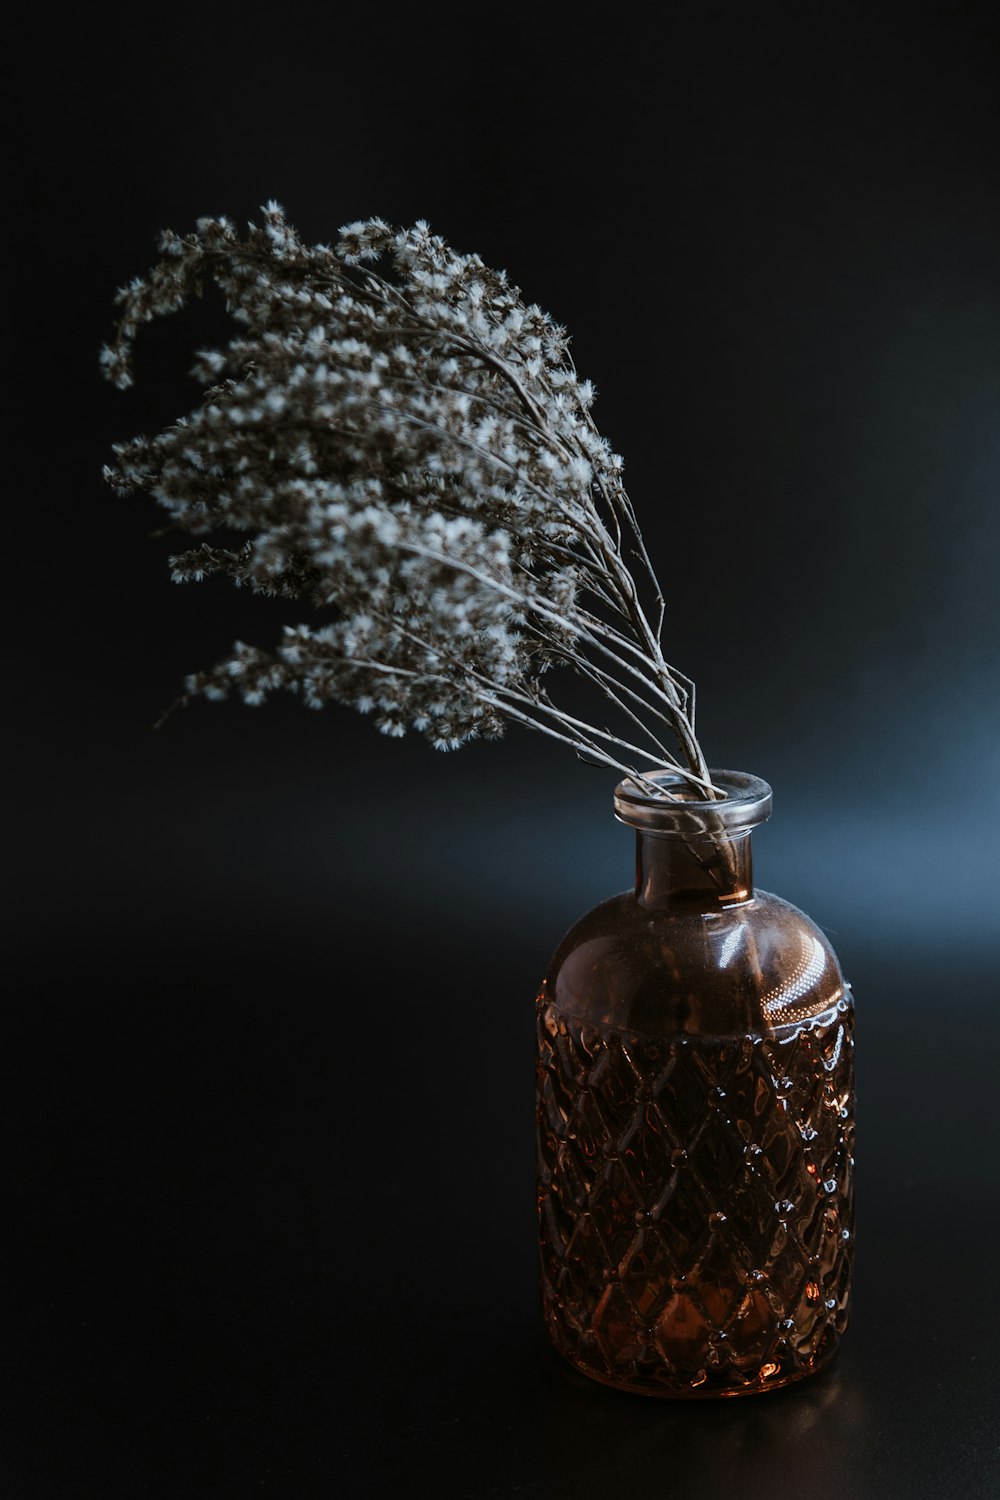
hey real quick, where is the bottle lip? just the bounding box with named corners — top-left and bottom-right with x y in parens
top-left (614, 769), bottom-right (773, 835)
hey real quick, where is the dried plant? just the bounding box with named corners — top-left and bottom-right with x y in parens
top-left (101, 203), bottom-right (719, 798)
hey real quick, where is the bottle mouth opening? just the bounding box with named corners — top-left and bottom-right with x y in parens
top-left (614, 769), bottom-right (773, 834)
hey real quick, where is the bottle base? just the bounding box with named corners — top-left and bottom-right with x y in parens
top-left (548, 1339), bottom-right (841, 1400)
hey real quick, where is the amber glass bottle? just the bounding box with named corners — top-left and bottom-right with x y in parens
top-left (535, 771), bottom-right (854, 1397)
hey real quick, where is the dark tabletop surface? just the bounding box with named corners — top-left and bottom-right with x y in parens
top-left (9, 909), bottom-right (1000, 1498)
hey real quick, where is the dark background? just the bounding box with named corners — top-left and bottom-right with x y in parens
top-left (8, 3), bottom-right (1000, 1496)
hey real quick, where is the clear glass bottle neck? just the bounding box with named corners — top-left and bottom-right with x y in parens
top-left (614, 769), bottom-right (769, 912)
top-left (634, 828), bottom-right (754, 911)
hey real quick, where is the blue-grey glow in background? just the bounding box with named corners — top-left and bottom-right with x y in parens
top-left (10, 6), bottom-right (1000, 984)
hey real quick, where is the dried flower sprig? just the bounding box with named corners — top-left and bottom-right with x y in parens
top-left (101, 203), bottom-right (718, 798)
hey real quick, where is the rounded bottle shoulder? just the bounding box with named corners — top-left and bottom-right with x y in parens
top-left (543, 889), bottom-right (847, 1038)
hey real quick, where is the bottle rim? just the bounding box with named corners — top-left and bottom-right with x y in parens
top-left (614, 769), bottom-right (773, 835)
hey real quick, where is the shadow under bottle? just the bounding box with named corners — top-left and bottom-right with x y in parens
top-left (535, 770), bottom-right (855, 1397)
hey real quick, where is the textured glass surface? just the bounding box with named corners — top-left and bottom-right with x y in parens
top-left (535, 771), bottom-right (856, 1398)
top-left (536, 995), bottom-right (855, 1397)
